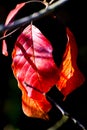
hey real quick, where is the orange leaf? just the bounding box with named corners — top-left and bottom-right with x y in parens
top-left (18, 82), bottom-right (51, 119)
top-left (57, 28), bottom-right (85, 97)
top-left (12, 24), bottom-right (59, 119)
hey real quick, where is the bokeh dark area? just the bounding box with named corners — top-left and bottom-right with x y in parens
top-left (0, 0), bottom-right (87, 130)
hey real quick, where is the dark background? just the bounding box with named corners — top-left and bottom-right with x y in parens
top-left (0, 0), bottom-right (87, 130)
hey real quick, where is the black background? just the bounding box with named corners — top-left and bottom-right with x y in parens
top-left (0, 0), bottom-right (87, 130)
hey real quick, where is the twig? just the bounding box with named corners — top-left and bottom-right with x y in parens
top-left (0, 27), bottom-right (20, 40)
top-left (0, 0), bottom-right (67, 33)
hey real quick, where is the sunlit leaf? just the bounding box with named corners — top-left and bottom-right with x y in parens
top-left (19, 81), bottom-right (51, 120)
top-left (57, 28), bottom-right (85, 97)
top-left (11, 24), bottom-right (59, 119)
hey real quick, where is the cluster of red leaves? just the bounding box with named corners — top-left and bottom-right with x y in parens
top-left (2, 2), bottom-right (85, 119)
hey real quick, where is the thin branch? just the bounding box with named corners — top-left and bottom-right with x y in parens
top-left (0, 0), bottom-right (67, 33)
top-left (24, 82), bottom-right (86, 130)
top-left (24, 82), bottom-right (45, 95)
top-left (0, 27), bottom-right (20, 40)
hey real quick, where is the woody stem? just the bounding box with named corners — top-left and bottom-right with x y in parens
top-left (24, 82), bottom-right (86, 130)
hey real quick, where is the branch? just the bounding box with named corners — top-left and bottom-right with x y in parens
top-left (46, 95), bottom-right (86, 130)
top-left (0, 0), bottom-right (67, 33)
top-left (24, 82), bottom-right (86, 130)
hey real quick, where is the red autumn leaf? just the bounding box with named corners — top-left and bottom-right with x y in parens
top-left (57, 28), bottom-right (85, 98)
top-left (12, 24), bottom-right (59, 99)
top-left (2, 2), bottom-right (25, 56)
top-left (11, 24), bottom-right (59, 119)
